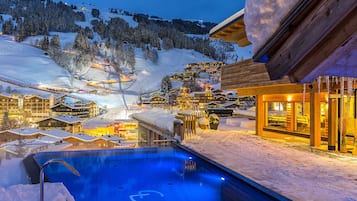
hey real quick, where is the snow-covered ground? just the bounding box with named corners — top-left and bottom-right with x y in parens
top-left (184, 119), bottom-right (357, 201)
top-left (0, 34), bottom-right (214, 118)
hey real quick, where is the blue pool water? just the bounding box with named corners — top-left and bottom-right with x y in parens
top-left (34, 146), bottom-right (288, 201)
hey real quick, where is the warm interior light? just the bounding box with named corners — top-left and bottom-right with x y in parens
top-left (287, 96), bottom-right (292, 102)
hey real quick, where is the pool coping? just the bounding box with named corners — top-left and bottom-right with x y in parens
top-left (174, 142), bottom-right (292, 201)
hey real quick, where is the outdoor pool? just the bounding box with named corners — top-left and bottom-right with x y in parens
top-left (34, 145), bottom-right (289, 201)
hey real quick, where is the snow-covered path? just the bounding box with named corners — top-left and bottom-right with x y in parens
top-left (183, 129), bottom-right (357, 201)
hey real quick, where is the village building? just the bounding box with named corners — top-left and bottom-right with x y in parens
top-left (207, 101), bottom-right (219, 109)
top-left (36, 115), bottom-right (83, 134)
top-left (191, 91), bottom-right (215, 105)
top-left (150, 95), bottom-right (167, 107)
top-left (214, 95), bottom-right (228, 104)
top-left (51, 102), bottom-right (90, 118)
top-left (0, 93), bottom-right (21, 124)
top-left (0, 128), bottom-right (43, 143)
top-left (0, 128), bottom-right (119, 153)
top-left (22, 94), bottom-right (55, 123)
top-left (210, 1), bottom-right (357, 154)
top-left (73, 100), bottom-right (100, 118)
top-left (0, 93), bottom-right (55, 126)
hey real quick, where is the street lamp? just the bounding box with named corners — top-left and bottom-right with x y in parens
top-left (40, 159), bottom-right (80, 201)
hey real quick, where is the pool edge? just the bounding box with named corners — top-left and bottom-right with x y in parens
top-left (174, 142), bottom-right (292, 201)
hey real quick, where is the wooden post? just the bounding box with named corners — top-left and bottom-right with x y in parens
top-left (310, 89), bottom-right (321, 147)
top-left (353, 89), bottom-right (357, 155)
top-left (286, 102), bottom-right (294, 132)
top-left (256, 95), bottom-right (264, 135)
top-left (328, 98), bottom-right (337, 150)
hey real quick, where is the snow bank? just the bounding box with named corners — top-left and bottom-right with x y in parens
top-left (244, 0), bottom-right (299, 54)
top-left (0, 158), bottom-right (29, 187)
top-left (131, 108), bottom-right (176, 133)
top-left (0, 183), bottom-right (74, 201)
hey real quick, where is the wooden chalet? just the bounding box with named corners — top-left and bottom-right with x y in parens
top-left (150, 95), bottom-right (167, 107)
top-left (0, 128), bottom-right (43, 143)
top-left (51, 103), bottom-right (90, 118)
top-left (63, 133), bottom-right (119, 149)
top-left (210, 2), bottom-right (357, 154)
top-left (214, 95), bottom-right (228, 103)
top-left (191, 92), bottom-right (215, 104)
top-left (37, 115), bottom-right (83, 134)
top-left (74, 100), bottom-right (99, 118)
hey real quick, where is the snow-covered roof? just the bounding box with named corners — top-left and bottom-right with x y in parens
top-left (34, 136), bottom-right (61, 144)
top-left (4, 128), bottom-right (42, 136)
top-left (68, 133), bottom-right (96, 141)
top-left (41, 129), bottom-right (73, 138)
top-left (221, 101), bottom-right (239, 107)
top-left (209, 9), bottom-right (244, 36)
top-left (244, 0), bottom-right (299, 54)
top-left (100, 135), bottom-right (122, 142)
top-left (51, 102), bottom-right (89, 109)
top-left (39, 115), bottom-right (83, 124)
top-left (0, 93), bottom-right (15, 98)
top-left (131, 109), bottom-right (176, 133)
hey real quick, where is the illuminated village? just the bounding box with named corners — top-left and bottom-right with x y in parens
top-left (0, 0), bottom-right (356, 200)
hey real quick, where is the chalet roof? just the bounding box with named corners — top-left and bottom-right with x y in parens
top-left (3, 127), bottom-right (42, 136)
top-left (100, 135), bottom-right (122, 142)
top-left (209, 9), bottom-right (250, 47)
top-left (221, 59), bottom-right (291, 90)
top-left (68, 133), bottom-right (96, 141)
top-left (42, 129), bottom-right (73, 138)
top-left (24, 94), bottom-right (49, 99)
top-left (251, 0), bottom-right (357, 82)
top-left (215, 95), bottom-right (228, 100)
top-left (191, 91), bottom-right (213, 96)
top-left (0, 93), bottom-right (16, 99)
top-left (207, 101), bottom-right (219, 105)
top-left (35, 136), bottom-right (61, 144)
top-left (38, 115), bottom-right (83, 124)
top-left (51, 102), bottom-right (89, 109)
top-left (221, 101), bottom-right (239, 108)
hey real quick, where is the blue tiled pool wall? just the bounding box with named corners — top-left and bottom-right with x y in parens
top-left (34, 146), bottom-right (290, 201)
top-left (174, 143), bottom-right (291, 201)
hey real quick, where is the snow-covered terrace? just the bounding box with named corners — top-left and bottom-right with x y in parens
top-left (132, 109), bottom-right (357, 200)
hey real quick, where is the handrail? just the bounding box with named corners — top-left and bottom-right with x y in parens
top-left (40, 159), bottom-right (80, 201)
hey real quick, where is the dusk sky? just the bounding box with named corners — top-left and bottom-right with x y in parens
top-left (62, 0), bottom-right (245, 23)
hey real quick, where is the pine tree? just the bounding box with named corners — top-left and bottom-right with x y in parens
top-left (177, 87), bottom-right (193, 111)
top-left (50, 34), bottom-right (61, 49)
top-left (1, 112), bottom-right (11, 130)
top-left (15, 19), bottom-right (25, 42)
top-left (161, 76), bottom-right (172, 94)
top-left (73, 30), bottom-right (90, 53)
top-left (5, 86), bottom-right (11, 93)
top-left (40, 35), bottom-right (49, 50)
top-left (91, 8), bottom-right (100, 18)
top-left (2, 19), bottom-right (14, 35)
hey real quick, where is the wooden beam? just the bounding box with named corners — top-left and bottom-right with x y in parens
top-left (216, 29), bottom-right (247, 43)
top-left (289, 9), bottom-right (357, 82)
top-left (237, 38), bottom-right (251, 47)
top-left (265, 0), bottom-right (357, 81)
top-left (237, 84), bottom-right (305, 96)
